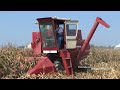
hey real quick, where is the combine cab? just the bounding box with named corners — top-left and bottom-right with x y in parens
top-left (27, 17), bottom-right (110, 76)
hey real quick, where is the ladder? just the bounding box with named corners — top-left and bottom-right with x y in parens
top-left (59, 50), bottom-right (74, 76)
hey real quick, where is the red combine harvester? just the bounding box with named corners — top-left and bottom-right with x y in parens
top-left (26, 17), bottom-right (110, 76)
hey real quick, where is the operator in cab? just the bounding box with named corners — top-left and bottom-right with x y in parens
top-left (55, 23), bottom-right (64, 49)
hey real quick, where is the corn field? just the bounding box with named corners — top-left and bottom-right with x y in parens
top-left (0, 43), bottom-right (120, 79)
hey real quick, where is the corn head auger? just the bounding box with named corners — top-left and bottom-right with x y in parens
top-left (25, 17), bottom-right (110, 76)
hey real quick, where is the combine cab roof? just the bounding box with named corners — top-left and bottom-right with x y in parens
top-left (37, 16), bottom-right (71, 21)
top-left (37, 17), bottom-right (78, 24)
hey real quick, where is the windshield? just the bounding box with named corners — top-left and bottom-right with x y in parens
top-left (39, 22), bottom-right (56, 48)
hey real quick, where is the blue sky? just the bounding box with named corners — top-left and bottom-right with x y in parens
top-left (0, 11), bottom-right (119, 47)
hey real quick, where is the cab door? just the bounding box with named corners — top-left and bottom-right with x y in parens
top-left (65, 20), bottom-right (78, 49)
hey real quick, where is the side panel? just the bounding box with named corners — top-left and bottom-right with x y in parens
top-left (31, 32), bottom-right (41, 54)
top-left (76, 30), bottom-right (83, 46)
top-left (32, 32), bottom-right (40, 43)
